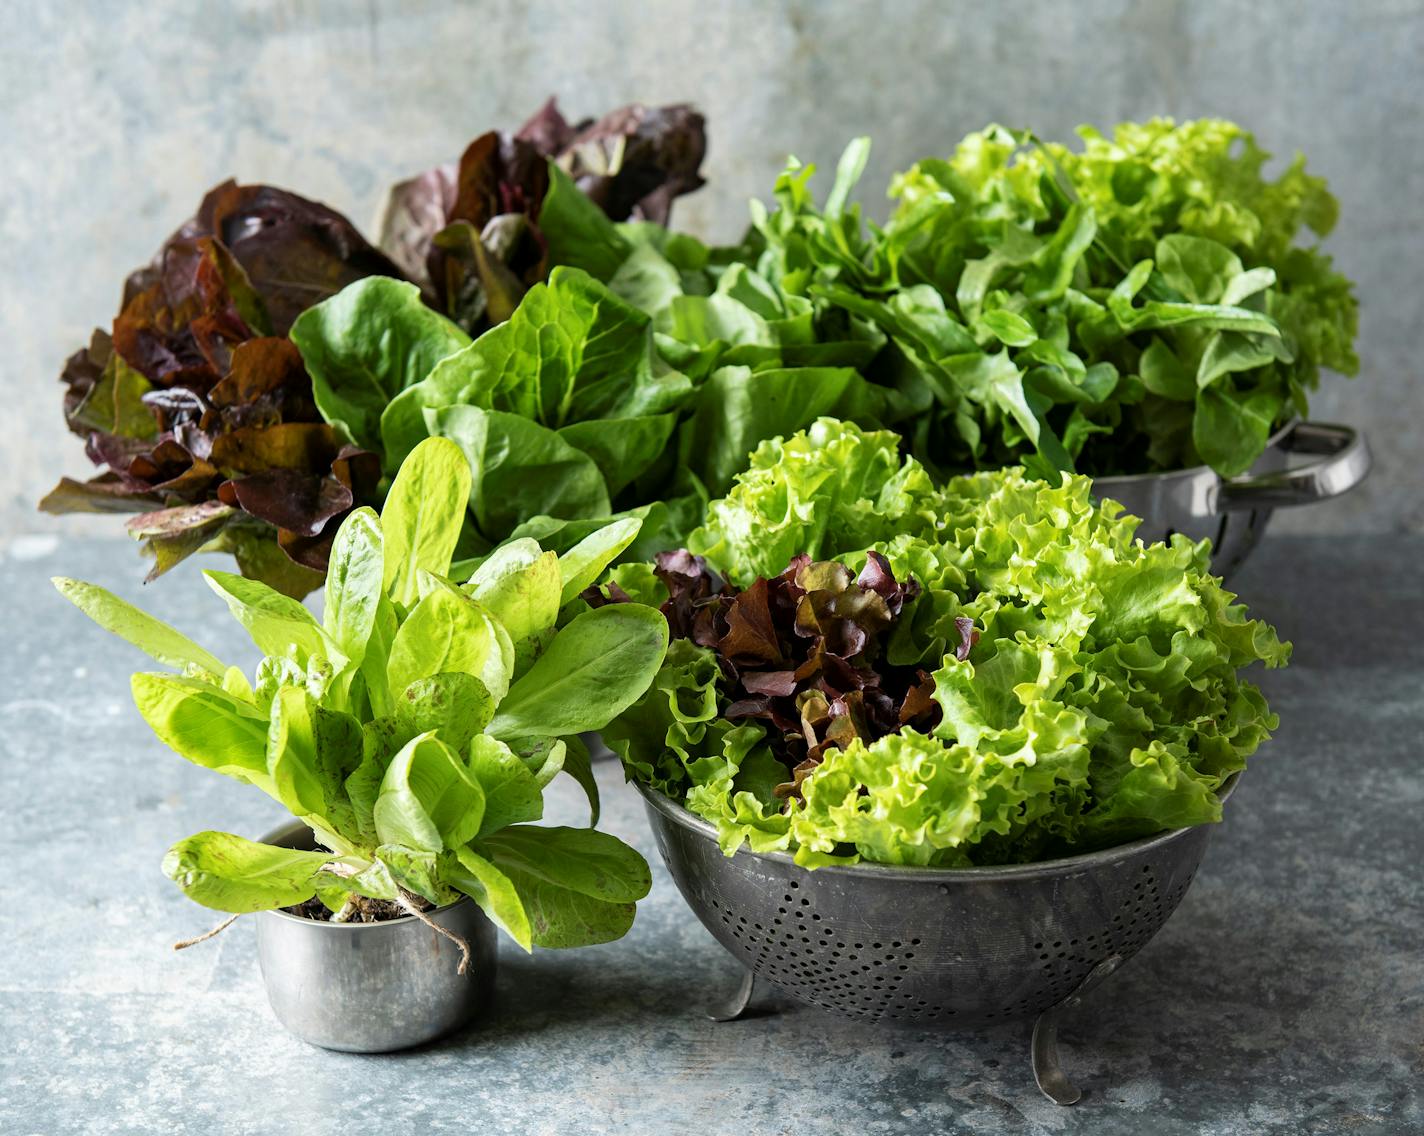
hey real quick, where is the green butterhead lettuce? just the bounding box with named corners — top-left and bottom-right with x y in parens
top-left (56, 437), bottom-right (667, 948)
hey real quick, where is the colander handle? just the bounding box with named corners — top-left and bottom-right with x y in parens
top-left (1217, 421), bottom-right (1371, 511)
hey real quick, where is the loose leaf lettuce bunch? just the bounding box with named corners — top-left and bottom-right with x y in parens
top-left (45, 98), bottom-right (708, 596)
top-left (587, 549), bottom-right (944, 800)
top-left (878, 119), bottom-right (1356, 476)
top-left (553, 117), bottom-right (1357, 481)
top-left (55, 437), bottom-right (669, 949)
top-left (602, 418), bottom-right (1289, 868)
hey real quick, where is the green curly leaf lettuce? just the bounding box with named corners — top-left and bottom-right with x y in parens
top-left (607, 419), bottom-right (1289, 868)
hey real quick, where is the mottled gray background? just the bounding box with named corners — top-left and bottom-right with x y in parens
top-left (3, 0), bottom-right (1419, 546)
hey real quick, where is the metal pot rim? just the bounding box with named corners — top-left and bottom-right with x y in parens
top-left (634, 773), bottom-right (1238, 883)
top-left (1092, 418), bottom-right (1296, 488)
top-left (255, 819), bottom-right (470, 929)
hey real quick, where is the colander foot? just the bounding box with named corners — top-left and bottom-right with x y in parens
top-left (1029, 954), bottom-right (1123, 1105)
top-left (707, 967), bottom-right (763, 1022)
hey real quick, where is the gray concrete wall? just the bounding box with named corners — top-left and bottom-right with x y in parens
top-left (3, 0), bottom-right (1418, 542)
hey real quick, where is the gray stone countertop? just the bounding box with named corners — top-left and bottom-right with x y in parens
top-left (0, 534), bottom-right (1419, 1136)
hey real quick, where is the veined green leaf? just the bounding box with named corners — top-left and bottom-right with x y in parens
top-left (467, 734), bottom-right (545, 837)
top-left (541, 163), bottom-right (632, 279)
top-left (430, 405), bottom-right (611, 542)
top-left (386, 588), bottom-right (511, 706)
top-left (449, 846), bottom-right (532, 951)
top-left (323, 507), bottom-right (384, 664)
top-left (374, 733), bottom-right (485, 854)
top-left (479, 825), bottom-right (651, 948)
top-left (162, 831), bottom-right (336, 913)
top-left (54, 578), bottom-right (225, 674)
top-left (131, 673), bottom-right (274, 793)
top-left (489, 604), bottom-right (668, 738)
top-left (267, 686), bottom-right (363, 836)
top-left (375, 844), bottom-right (455, 906)
top-left (203, 570), bottom-right (336, 664)
top-left (556, 517), bottom-right (643, 606)
top-left (381, 436), bottom-right (472, 609)
top-left (561, 733), bottom-right (600, 827)
top-left (394, 671), bottom-right (494, 751)
top-left (289, 277), bottom-right (470, 455)
top-left (465, 546), bottom-right (561, 651)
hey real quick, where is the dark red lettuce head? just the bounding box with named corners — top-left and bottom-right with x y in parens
top-left (44, 97), bottom-right (708, 596)
top-left (42, 191), bottom-right (398, 595)
top-left (589, 551), bottom-right (958, 802)
top-left (378, 97), bottom-right (707, 334)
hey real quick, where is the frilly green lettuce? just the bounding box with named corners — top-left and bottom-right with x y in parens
top-left (609, 418), bottom-right (1289, 867)
top-left (686, 418), bottom-right (941, 586)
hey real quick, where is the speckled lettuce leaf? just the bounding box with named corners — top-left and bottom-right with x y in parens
top-left (374, 732), bottom-right (485, 854)
top-left (53, 577), bottom-right (225, 674)
top-left (163, 831), bottom-right (339, 913)
top-left (476, 825), bottom-right (652, 948)
top-left (60, 427), bottom-right (701, 947)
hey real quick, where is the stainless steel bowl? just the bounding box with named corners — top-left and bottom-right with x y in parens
top-left (638, 778), bottom-right (1238, 1103)
top-left (1094, 420), bottom-right (1370, 578)
top-left (253, 821), bottom-right (497, 1053)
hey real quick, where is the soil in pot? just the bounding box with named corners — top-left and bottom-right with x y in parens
top-left (283, 894), bottom-right (434, 923)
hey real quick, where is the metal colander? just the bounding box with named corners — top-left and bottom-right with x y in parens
top-left (639, 778), bottom-right (1237, 1103)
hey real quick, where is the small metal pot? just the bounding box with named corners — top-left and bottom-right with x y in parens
top-left (253, 821), bottom-right (497, 1053)
top-left (1093, 419), bottom-right (1370, 578)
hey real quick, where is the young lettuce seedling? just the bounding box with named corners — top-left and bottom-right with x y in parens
top-left (55, 437), bottom-right (669, 951)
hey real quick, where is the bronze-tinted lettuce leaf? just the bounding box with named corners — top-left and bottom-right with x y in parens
top-left (45, 196), bottom-right (393, 593)
top-left (378, 128), bottom-right (549, 324)
top-left (377, 97), bottom-right (707, 334)
top-left (185, 181), bottom-right (404, 336)
top-left (556, 102), bottom-right (707, 225)
top-left (588, 549), bottom-right (944, 800)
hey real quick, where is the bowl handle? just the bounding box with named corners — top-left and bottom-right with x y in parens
top-left (1217, 421), bottom-right (1371, 511)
